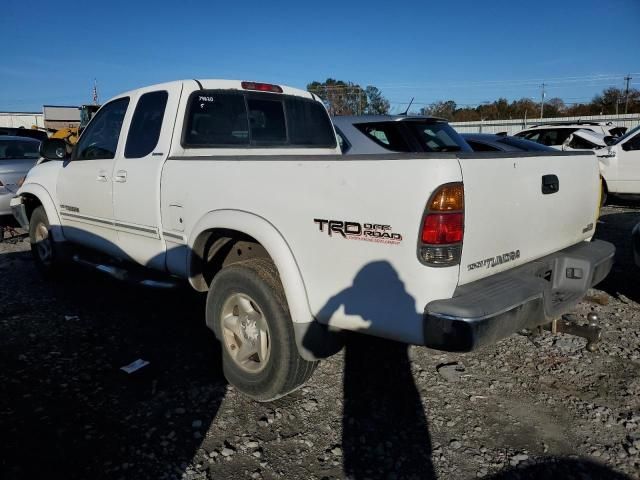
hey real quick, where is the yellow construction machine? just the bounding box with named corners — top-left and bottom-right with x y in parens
top-left (49, 104), bottom-right (101, 145)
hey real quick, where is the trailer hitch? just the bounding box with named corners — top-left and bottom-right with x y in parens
top-left (544, 312), bottom-right (602, 352)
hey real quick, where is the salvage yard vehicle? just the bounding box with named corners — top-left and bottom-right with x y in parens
top-left (0, 136), bottom-right (40, 221)
top-left (462, 133), bottom-right (556, 152)
top-left (514, 121), bottom-right (626, 149)
top-left (332, 115), bottom-right (471, 154)
top-left (562, 129), bottom-right (608, 151)
top-left (596, 125), bottom-right (640, 200)
top-left (11, 79), bottom-right (615, 401)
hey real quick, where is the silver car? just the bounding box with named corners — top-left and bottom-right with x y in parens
top-left (332, 115), bottom-right (471, 154)
top-left (0, 136), bottom-right (40, 219)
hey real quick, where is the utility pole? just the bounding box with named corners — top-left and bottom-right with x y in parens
top-left (624, 74), bottom-right (632, 114)
top-left (540, 83), bottom-right (546, 119)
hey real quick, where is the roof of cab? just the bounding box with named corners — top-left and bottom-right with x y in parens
top-left (111, 79), bottom-right (317, 102)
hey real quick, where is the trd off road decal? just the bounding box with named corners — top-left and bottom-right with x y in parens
top-left (467, 250), bottom-right (521, 271)
top-left (313, 219), bottom-right (403, 245)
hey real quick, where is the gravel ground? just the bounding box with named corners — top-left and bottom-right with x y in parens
top-left (1, 204), bottom-right (639, 480)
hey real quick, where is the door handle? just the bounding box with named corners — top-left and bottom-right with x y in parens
top-left (114, 170), bottom-right (128, 183)
top-left (541, 174), bottom-right (559, 194)
top-left (96, 172), bottom-right (108, 182)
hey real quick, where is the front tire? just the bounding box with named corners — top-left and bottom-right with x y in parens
top-left (29, 206), bottom-right (59, 276)
top-left (206, 258), bottom-right (317, 401)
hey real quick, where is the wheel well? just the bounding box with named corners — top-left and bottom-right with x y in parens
top-left (21, 194), bottom-right (42, 221)
top-left (191, 228), bottom-right (271, 291)
top-left (601, 176), bottom-right (608, 194)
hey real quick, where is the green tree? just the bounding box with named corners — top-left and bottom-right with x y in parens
top-left (307, 79), bottom-right (368, 116)
top-left (364, 86), bottom-right (390, 115)
top-left (421, 100), bottom-right (457, 120)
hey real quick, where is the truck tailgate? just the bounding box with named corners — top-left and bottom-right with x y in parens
top-left (458, 152), bottom-right (600, 285)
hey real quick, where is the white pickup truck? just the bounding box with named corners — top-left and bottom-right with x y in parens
top-left (596, 125), bottom-right (640, 200)
top-left (11, 79), bottom-right (614, 401)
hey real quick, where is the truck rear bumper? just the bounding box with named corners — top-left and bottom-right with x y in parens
top-left (423, 240), bottom-right (615, 352)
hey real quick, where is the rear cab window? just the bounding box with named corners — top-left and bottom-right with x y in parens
top-left (182, 90), bottom-right (336, 148)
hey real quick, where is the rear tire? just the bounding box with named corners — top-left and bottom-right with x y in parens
top-left (206, 258), bottom-right (317, 401)
top-left (29, 206), bottom-right (59, 276)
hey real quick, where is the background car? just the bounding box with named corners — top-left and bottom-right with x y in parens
top-left (0, 127), bottom-right (48, 142)
top-left (332, 115), bottom-right (472, 154)
top-left (514, 121), bottom-right (626, 149)
top-left (462, 133), bottom-right (557, 152)
top-left (0, 136), bottom-right (40, 222)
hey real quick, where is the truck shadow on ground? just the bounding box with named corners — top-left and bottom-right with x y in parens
top-left (316, 261), bottom-right (436, 479)
top-left (0, 249), bottom-right (226, 479)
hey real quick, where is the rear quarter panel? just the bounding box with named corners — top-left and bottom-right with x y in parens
top-left (161, 155), bottom-right (462, 344)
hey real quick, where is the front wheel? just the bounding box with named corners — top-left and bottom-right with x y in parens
top-left (29, 206), bottom-right (59, 275)
top-left (206, 258), bottom-right (317, 401)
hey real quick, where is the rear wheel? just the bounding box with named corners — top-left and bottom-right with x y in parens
top-left (207, 258), bottom-right (317, 401)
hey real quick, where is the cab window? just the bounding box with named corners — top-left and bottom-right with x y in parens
top-left (125, 91), bottom-right (168, 158)
top-left (75, 98), bottom-right (130, 160)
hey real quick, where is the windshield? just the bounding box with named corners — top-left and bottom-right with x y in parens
top-left (613, 125), bottom-right (640, 145)
top-left (0, 139), bottom-right (40, 159)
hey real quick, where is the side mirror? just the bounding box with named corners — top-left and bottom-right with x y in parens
top-left (40, 138), bottom-right (70, 160)
top-left (603, 136), bottom-right (615, 146)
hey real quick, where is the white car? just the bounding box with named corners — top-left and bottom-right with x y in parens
top-left (515, 122), bottom-right (625, 150)
top-left (11, 79), bottom-right (614, 401)
top-left (596, 125), bottom-right (640, 198)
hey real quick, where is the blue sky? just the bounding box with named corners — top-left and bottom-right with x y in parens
top-left (1, 0), bottom-right (639, 113)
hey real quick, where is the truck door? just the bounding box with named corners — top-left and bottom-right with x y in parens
top-left (112, 84), bottom-right (182, 270)
top-left (614, 132), bottom-right (640, 193)
top-left (56, 97), bottom-right (130, 256)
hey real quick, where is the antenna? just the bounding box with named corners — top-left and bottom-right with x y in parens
top-left (92, 79), bottom-right (99, 105)
top-left (400, 97), bottom-right (414, 116)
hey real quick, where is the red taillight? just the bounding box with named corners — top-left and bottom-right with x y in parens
top-left (418, 183), bottom-right (464, 266)
top-left (421, 213), bottom-right (464, 244)
top-left (241, 81), bottom-right (283, 93)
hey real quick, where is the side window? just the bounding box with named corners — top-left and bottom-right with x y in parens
top-left (537, 129), bottom-right (559, 146)
top-left (183, 92), bottom-right (249, 146)
top-left (354, 123), bottom-right (411, 152)
top-left (554, 128), bottom-right (577, 145)
top-left (125, 91), bottom-right (168, 158)
top-left (75, 97), bottom-right (129, 160)
top-left (523, 131), bottom-right (542, 142)
top-left (247, 98), bottom-right (286, 144)
top-left (625, 134), bottom-right (640, 151)
top-left (568, 135), bottom-right (595, 150)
